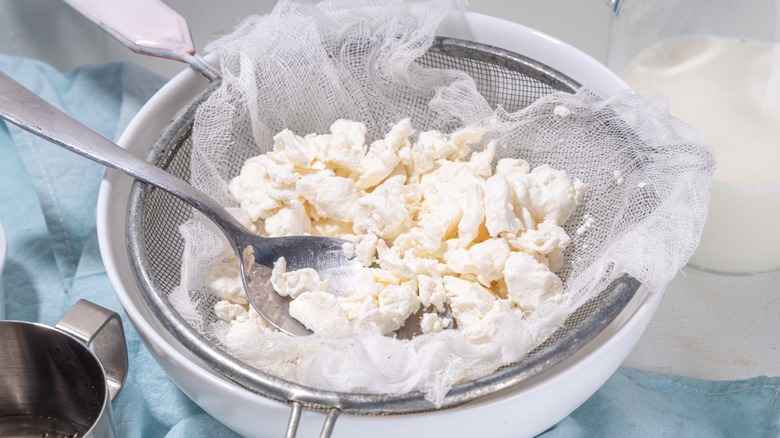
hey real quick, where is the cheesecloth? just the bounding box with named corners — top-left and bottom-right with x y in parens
top-left (155, 0), bottom-right (714, 406)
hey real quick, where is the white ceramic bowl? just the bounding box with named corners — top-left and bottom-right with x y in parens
top-left (97, 12), bottom-right (663, 438)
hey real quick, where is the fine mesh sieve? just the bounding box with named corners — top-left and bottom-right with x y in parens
top-left (126, 36), bottom-right (641, 425)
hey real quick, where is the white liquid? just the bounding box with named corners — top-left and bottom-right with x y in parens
top-left (623, 35), bottom-right (780, 274)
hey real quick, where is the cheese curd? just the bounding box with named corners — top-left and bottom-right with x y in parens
top-left (270, 257), bottom-right (329, 299)
top-left (214, 300), bottom-right (276, 350)
top-left (208, 119), bottom-right (587, 343)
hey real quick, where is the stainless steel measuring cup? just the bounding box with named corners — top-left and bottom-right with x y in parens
top-left (0, 299), bottom-right (128, 438)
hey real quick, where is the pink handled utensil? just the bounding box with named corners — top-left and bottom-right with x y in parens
top-left (64, 0), bottom-right (220, 81)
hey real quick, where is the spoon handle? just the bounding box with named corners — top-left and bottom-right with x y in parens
top-left (0, 72), bottom-right (246, 241)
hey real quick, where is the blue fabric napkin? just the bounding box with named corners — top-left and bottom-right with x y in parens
top-left (0, 56), bottom-right (778, 438)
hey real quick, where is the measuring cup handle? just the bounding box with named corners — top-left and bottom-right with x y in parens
top-left (56, 299), bottom-right (129, 401)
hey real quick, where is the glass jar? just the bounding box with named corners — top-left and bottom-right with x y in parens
top-left (608, 0), bottom-right (780, 274)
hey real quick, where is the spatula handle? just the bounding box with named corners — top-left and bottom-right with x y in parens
top-left (64, 0), bottom-right (220, 80)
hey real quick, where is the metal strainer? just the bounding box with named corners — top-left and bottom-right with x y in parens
top-left (126, 37), bottom-right (641, 435)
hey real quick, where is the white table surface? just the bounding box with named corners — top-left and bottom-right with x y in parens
top-left (1, 0), bottom-right (777, 381)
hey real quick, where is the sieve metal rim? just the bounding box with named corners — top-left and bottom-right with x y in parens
top-left (126, 36), bottom-right (642, 416)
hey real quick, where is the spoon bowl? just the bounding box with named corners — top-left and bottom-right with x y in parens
top-left (0, 71), bottom-right (361, 336)
top-left (240, 235), bottom-right (361, 335)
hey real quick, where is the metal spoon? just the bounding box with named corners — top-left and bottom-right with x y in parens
top-left (0, 71), bottom-right (362, 336)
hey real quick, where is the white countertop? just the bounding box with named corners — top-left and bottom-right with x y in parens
top-left (625, 266), bottom-right (780, 380)
top-left (2, 0), bottom-right (777, 381)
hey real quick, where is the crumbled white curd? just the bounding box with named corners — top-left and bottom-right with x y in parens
top-left (209, 119), bottom-right (587, 344)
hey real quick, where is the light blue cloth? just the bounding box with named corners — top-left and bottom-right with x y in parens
top-left (0, 56), bottom-right (778, 438)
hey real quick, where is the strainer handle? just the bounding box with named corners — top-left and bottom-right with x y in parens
top-left (0, 72), bottom-right (248, 243)
top-left (285, 403), bottom-right (340, 438)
